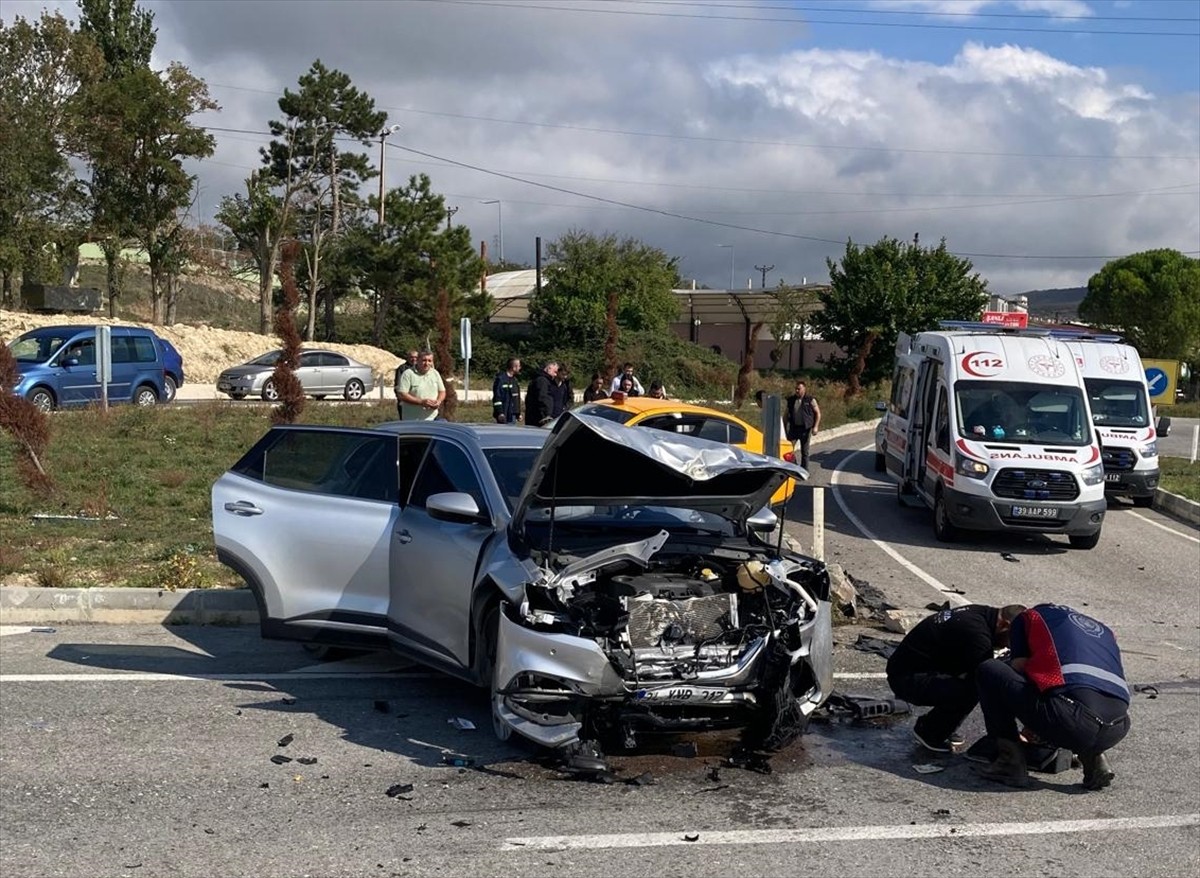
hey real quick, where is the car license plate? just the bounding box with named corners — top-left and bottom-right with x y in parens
top-left (1104, 473), bottom-right (1121, 483)
top-left (1011, 505), bottom-right (1059, 519)
top-left (635, 686), bottom-right (732, 704)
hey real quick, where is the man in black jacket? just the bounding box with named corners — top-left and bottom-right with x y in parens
top-left (491, 357), bottom-right (521, 424)
top-left (524, 360), bottom-right (559, 427)
top-left (784, 381), bottom-right (821, 468)
top-left (888, 603), bottom-right (1025, 752)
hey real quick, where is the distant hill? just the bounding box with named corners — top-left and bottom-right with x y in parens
top-left (1016, 286), bottom-right (1088, 320)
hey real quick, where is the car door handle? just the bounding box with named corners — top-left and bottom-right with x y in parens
top-left (223, 501), bottom-right (264, 516)
top-left (395, 529), bottom-right (412, 544)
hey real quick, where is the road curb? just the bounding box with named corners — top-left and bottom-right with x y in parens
top-left (1153, 488), bottom-right (1200, 526)
top-left (0, 586), bottom-right (258, 626)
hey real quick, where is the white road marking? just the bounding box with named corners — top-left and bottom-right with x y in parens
top-left (829, 444), bottom-right (968, 608)
top-left (501, 814), bottom-right (1200, 851)
top-left (1126, 509), bottom-right (1200, 544)
top-left (0, 626), bottom-right (38, 637)
top-left (0, 670), bottom-right (888, 684)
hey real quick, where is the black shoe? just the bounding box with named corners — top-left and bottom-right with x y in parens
top-left (964, 736), bottom-right (998, 763)
top-left (1080, 752), bottom-right (1114, 790)
top-left (912, 723), bottom-right (953, 753)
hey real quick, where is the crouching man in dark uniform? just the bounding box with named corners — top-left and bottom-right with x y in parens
top-left (888, 603), bottom-right (1025, 753)
top-left (975, 603), bottom-right (1131, 790)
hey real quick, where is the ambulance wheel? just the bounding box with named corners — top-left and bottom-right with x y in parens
top-left (1069, 530), bottom-right (1102, 550)
top-left (933, 489), bottom-right (958, 543)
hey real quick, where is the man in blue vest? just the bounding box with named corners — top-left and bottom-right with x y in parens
top-left (975, 604), bottom-right (1130, 790)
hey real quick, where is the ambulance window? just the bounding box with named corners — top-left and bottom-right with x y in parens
top-left (890, 366), bottom-right (915, 418)
top-left (934, 390), bottom-right (950, 452)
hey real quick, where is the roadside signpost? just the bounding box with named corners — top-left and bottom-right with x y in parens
top-left (460, 317), bottom-right (472, 401)
top-left (1142, 358), bottom-right (1179, 406)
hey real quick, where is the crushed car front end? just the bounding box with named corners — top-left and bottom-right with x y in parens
top-left (492, 412), bottom-right (833, 755)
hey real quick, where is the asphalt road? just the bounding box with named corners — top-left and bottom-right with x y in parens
top-left (1, 431), bottom-right (1197, 878)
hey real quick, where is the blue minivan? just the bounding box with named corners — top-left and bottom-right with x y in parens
top-left (7, 325), bottom-right (170, 412)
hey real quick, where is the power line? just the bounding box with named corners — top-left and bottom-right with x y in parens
top-left (385, 139), bottom-right (1199, 260)
top-left (205, 83), bottom-right (1200, 163)
top-left (420, 0), bottom-right (1200, 37)
top-left (620, 1), bottom-right (1200, 23)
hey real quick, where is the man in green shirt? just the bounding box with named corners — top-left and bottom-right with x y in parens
top-left (396, 351), bottom-right (446, 421)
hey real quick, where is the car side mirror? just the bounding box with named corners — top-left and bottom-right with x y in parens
top-left (874, 401), bottom-right (887, 412)
top-left (1156, 416), bottom-right (1172, 438)
top-left (63, 357), bottom-right (80, 367)
top-left (426, 492), bottom-right (487, 524)
top-left (746, 506), bottom-right (778, 534)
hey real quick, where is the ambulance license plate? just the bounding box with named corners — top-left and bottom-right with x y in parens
top-left (1011, 505), bottom-right (1059, 519)
top-left (1104, 474), bottom-right (1121, 483)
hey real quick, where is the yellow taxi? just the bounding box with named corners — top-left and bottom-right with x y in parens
top-left (574, 395), bottom-right (798, 506)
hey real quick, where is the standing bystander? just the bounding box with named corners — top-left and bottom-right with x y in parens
top-left (491, 357), bottom-right (522, 424)
top-left (785, 380), bottom-right (821, 468)
top-left (395, 351), bottom-right (445, 421)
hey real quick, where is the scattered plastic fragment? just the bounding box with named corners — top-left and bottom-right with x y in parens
top-left (706, 766), bottom-right (721, 783)
top-left (277, 733), bottom-right (294, 747)
top-left (447, 717), bottom-right (476, 731)
top-left (386, 783), bottom-right (414, 798)
top-left (683, 832), bottom-right (700, 842)
top-left (1134, 684), bottom-right (1159, 699)
top-left (374, 700), bottom-right (390, 713)
top-left (259, 783), bottom-right (269, 789)
top-left (626, 772), bottom-right (655, 786)
top-left (450, 820), bottom-right (472, 828)
top-left (297, 757), bottom-right (317, 765)
top-left (913, 764), bottom-right (945, 775)
top-left (280, 697), bottom-right (296, 705)
top-left (31, 627), bottom-right (57, 634)
top-left (1001, 553), bottom-right (1020, 563)
top-left (441, 753), bottom-right (476, 768)
top-left (270, 755), bottom-right (292, 765)
top-left (671, 742), bottom-right (698, 758)
top-left (933, 808), bottom-right (951, 817)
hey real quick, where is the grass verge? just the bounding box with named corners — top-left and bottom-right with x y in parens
top-left (1159, 458), bottom-right (1200, 503)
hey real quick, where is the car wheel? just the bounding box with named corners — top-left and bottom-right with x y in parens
top-left (261, 380), bottom-right (279, 402)
top-left (1132, 494), bottom-right (1154, 508)
top-left (164, 375), bottom-right (177, 402)
top-left (28, 387), bottom-right (56, 413)
top-left (230, 392), bottom-right (247, 400)
top-left (1069, 530), bottom-right (1102, 550)
top-left (343, 379), bottom-right (366, 401)
top-left (134, 385), bottom-right (158, 407)
top-left (933, 488), bottom-right (957, 542)
top-left (874, 449), bottom-right (886, 473)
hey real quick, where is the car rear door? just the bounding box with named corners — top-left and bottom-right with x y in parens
top-left (388, 437), bottom-right (495, 671)
top-left (297, 351), bottom-right (323, 395)
top-left (321, 352), bottom-right (351, 394)
top-left (212, 427), bottom-right (399, 638)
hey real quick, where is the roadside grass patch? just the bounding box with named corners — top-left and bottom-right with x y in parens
top-left (1160, 458), bottom-right (1199, 503)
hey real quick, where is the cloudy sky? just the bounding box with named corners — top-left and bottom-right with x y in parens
top-left (7, 0), bottom-right (1200, 294)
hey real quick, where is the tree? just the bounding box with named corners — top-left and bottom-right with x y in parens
top-left (77, 0), bottom-right (157, 317)
top-left (765, 283), bottom-right (821, 369)
top-left (263, 60), bottom-right (386, 341)
top-left (77, 62), bottom-right (216, 323)
top-left (812, 236), bottom-right (989, 394)
top-left (1079, 249), bottom-right (1200, 362)
top-left (0, 11), bottom-right (102, 305)
top-left (216, 171), bottom-right (290, 333)
top-left (530, 231), bottom-right (680, 357)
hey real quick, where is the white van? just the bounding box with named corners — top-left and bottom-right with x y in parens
top-left (878, 322), bottom-right (1107, 549)
top-left (1063, 337), bottom-right (1159, 506)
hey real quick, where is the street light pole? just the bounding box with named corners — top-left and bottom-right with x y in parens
top-left (481, 199), bottom-right (503, 263)
top-left (718, 244), bottom-right (735, 290)
top-left (755, 264), bottom-right (774, 290)
top-left (377, 124), bottom-right (400, 228)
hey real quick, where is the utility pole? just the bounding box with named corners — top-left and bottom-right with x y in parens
top-left (481, 200), bottom-right (503, 262)
top-left (377, 124), bottom-right (400, 228)
top-left (446, 205), bottom-right (459, 229)
top-left (755, 264), bottom-right (774, 290)
top-left (718, 244), bottom-right (734, 290)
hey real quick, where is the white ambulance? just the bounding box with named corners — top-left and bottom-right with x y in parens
top-left (878, 322), bottom-right (1107, 549)
top-left (1062, 336), bottom-right (1159, 506)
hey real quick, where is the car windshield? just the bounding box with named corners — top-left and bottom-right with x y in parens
top-left (572, 403), bottom-right (635, 424)
top-left (9, 334), bottom-right (72, 363)
top-left (483, 447), bottom-right (541, 512)
top-left (956, 381), bottom-right (1091, 445)
top-left (248, 351), bottom-right (281, 367)
top-left (1084, 378), bottom-right (1150, 428)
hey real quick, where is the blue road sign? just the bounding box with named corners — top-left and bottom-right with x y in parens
top-left (1145, 367), bottom-right (1168, 396)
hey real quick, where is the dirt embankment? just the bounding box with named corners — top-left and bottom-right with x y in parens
top-left (1, 310), bottom-right (404, 385)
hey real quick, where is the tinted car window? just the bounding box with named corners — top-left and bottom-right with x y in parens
top-left (61, 338), bottom-right (96, 366)
top-left (409, 440), bottom-right (487, 513)
top-left (698, 418), bottom-right (746, 444)
top-left (483, 448), bottom-right (540, 512)
top-left (111, 335), bottom-right (158, 364)
top-left (230, 429), bottom-right (396, 501)
top-left (299, 352), bottom-right (322, 368)
top-left (320, 353), bottom-right (349, 367)
top-left (397, 437), bottom-right (430, 506)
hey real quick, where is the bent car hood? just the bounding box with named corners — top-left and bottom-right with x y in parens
top-left (510, 411), bottom-right (807, 533)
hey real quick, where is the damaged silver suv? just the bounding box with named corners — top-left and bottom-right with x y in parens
top-left (212, 412), bottom-right (833, 761)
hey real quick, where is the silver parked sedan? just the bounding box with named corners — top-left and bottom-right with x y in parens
top-left (211, 412), bottom-right (833, 767)
top-left (216, 349), bottom-right (375, 401)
